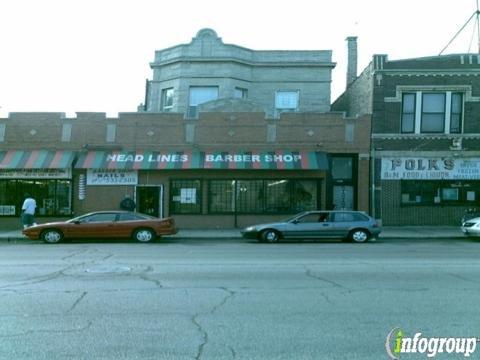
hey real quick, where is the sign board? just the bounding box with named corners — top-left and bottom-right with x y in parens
top-left (381, 157), bottom-right (480, 180)
top-left (76, 151), bottom-right (329, 170)
top-left (0, 168), bottom-right (71, 179)
top-left (87, 169), bottom-right (138, 185)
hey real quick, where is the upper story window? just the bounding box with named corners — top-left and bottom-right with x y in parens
top-left (275, 90), bottom-right (299, 116)
top-left (234, 87), bottom-right (248, 99)
top-left (161, 88), bottom-right (174, 112)
top-left (188, 86), bottom-right (219, 118)
top-left (401, 91), bottom-right (463, 134)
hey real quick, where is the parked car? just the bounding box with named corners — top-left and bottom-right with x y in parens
top-left (461, 217), bottom-right (480, 237)
top-left (22, 211), bottom-right (178, 244)
top-left (241, 210), bottom-right (381, 243)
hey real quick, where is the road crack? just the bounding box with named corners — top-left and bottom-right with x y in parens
top-left (192, 287), bottom-right (236, 360)
top-left (67, 291), bottom-right (87, 313)
top-left (138, 266), bottom-right (163, 288)
top-left (304, 267), bottom-right (345, 289)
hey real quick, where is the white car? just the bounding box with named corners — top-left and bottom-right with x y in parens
top-left (461, 217), bottom-right (480, 237)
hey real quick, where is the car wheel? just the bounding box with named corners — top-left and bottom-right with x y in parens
top-left (261, 229), bottom-right (280, 243)
top-left (133, 228), bottom-right (156, 243)
top-left (349, 229), bottom-right (369, 243)
top-left (41, 229), bottom-right (63, 244)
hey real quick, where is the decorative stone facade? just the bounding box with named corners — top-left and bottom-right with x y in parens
top-left (144, 29), bottom-right (335, 118)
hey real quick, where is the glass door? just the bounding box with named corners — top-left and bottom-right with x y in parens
top-left (136, 186), bottom-right (163, 218)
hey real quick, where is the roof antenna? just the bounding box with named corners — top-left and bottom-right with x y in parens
top-left (439, 0), bottom-right (480, 55)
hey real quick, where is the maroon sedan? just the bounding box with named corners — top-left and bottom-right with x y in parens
top-left (22, 211), bottom-right (178, 244)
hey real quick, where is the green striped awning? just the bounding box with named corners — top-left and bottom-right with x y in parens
top-left (75, 150), bottom-right (329, 170)
top-left (0, 150), bottom-right (76, 169)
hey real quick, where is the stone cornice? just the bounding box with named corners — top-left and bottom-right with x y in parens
top-left (372, 133), bottom-right (480, 140)
top-left (384, 85), bottom-right (480, 102)
top-left (150, 57), bottom-right (336, 69)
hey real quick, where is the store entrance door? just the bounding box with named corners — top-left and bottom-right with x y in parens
top-left (136, 186), bottom-right (163, 218)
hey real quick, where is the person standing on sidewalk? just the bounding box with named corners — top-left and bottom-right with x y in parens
top-left (21, 193), bottom-right (37, 229)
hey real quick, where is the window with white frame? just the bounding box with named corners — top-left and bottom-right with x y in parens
top-left (401, 91), bottom-right (463, 134)
top-left (161, 88), bottom-right (174, 112)
top-left (275, 90), bottom-right (299, 115)
top-left (188, 86), bottom-right (219, 118)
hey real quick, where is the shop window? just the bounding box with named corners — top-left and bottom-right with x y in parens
top-left (236, 180), bottom-right (264, 213)
top-left (292, 180), bottom-right (317, 212)
top-left (0, 180), bottom-right (17, 215)
top-left (265, 180), bottom-right (291, 213)
top-left (207, 179), bottom-right (318, 214)
top-left (209, 180), bottom-right (235, 213)
top-left (170, 180), bottom-right (202, 214)
top-left (401, 181), bottom-right (480, 205)
top-left (0, 179), bottom-right (72, 217)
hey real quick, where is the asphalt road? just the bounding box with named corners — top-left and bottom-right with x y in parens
top-left (0, 237), bottom-right (479, 360)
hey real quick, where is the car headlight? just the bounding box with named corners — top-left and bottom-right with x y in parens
top-left (245, 226), bottom-right (256, 232)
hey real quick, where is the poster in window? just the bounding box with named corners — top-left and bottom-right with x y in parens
top-left (442, 188), bottom-right (459, 201)
top-left (467, 191), bottom-right (476, 201)
top-left (180, 188), bottom-right (196, 204)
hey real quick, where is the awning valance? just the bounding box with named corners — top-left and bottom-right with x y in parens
top-left (0, 150), bottom-right (76, 169)
top-left (75, 150), bottom-right (329, 170)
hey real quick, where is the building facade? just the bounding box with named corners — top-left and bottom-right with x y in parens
top-left (0, 31), bottom-right (375, 230)
top-left (143, 29), bottom-right (335, 118)
top-left (333, 53), bottom-right (480, 225)
top-left (0, 111), bottom-right (371, 230)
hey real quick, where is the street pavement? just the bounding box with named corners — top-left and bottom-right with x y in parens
top-left (0, 226), bottom-right (467, 242)
top-left (0, 236), bottom-right (479, 359)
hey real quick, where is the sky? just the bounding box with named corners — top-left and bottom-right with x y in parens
top-left (0, 0), bottom-right (478, 117)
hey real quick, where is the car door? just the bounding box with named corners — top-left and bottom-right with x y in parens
top-left (284, 212), bottom-right (334, 238)
top-left (330, 212), bottom-right (355, 238)
top-left (68, 213), bottom-right (117, 238)
top-left (112, 212), bottom-right (144, 238)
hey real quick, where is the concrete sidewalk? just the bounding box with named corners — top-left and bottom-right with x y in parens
top-left (0, 226), bottom-right (467, 242)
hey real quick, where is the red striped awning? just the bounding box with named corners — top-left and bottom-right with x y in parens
top-left (0, 150), bottom-right (76, 169)
top-left (75, 150), bottom-right (329, 170)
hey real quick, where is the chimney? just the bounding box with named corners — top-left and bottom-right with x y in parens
top-left (346, 36), bottom-right (358, 88)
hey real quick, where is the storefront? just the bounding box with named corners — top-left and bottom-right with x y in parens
top-left (0, 150), bottom-right (75, 226)
top-left (73, 150), bottom-right (356, 229)
top-left (379, 155), bottom-right (480, 225)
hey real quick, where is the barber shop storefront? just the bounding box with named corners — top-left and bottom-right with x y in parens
top-left (72, 150), bottom-right (360, 229)
top-left (0, 150), bottom-right (75, 227)
top-left (380, 156), bottom-right (480, 225)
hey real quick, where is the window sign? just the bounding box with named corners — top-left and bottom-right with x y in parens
top-left (180, 188), bottom-right (197, 204)
top-left (0, 168), bottom-right (71, 179)
top-left (87, 169), bottom-right (138, 185)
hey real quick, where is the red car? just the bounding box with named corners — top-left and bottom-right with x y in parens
top-left (22, 211), bottom-right (178, 244)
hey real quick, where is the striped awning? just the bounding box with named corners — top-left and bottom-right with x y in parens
top-left (0, 150), bottom-right (76, 169)
top-left (75, 150), bottom-right (329, 170)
